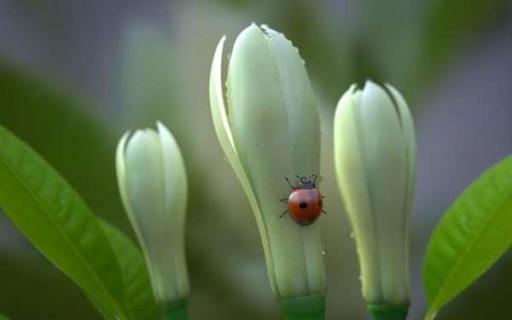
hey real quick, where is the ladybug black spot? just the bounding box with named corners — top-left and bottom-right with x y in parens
top-left (299, 202), bottom-right (308, 209)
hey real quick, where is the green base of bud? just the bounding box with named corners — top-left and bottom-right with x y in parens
top-left (278, 294), bottom-right (325, 320)
top-left (162, 300), bottom-right (188, 320)
top-left (367, 303), bottom-right (409, 320)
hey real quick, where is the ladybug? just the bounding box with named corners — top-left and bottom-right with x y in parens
top-left (280, 174), bottom-right (325, 225)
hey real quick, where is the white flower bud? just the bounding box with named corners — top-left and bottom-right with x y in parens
top-left (209, 24), bottom-right (325, 299)
top-left (334, 81), bottom-right (416, 306)
top-left (116, 122), bottom-right (189, 304)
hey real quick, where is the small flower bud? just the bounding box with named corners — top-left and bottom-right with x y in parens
top-left (334, 81), bottom-right (416, 311)
top-left (116, 122), bottom-right (189, 304)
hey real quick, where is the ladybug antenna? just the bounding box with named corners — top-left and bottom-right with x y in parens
top-left (284, 176), bottom-right (296, 190)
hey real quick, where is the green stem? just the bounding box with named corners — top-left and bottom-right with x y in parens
top-left (278, 294), bottom-right (325, 320)
top-left (162, 300), bottom-right (188, 320)
top-left (367, 303), bottom-right (409, 320)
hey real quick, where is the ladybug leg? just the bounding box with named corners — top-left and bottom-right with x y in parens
top-left (284, 176), bottom-right (296, 190)
top-left (322, 210), bottom-right (327, 214)
top-left (314, 175), bottom-right (323, 187)
top-left (279, 198), bottom-right (288, 201)
top-left (280, 209), bottom-right (288, 218)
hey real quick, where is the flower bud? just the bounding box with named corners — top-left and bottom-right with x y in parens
top-left (116, 122), bottom-right (189, 304)
top-left (333, 81), bottom-right (416, 310)
top-left (209, 24), bottom-right (325, 301)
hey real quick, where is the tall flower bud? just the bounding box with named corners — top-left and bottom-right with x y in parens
top-left (209, 24), bottom-right (325, 318)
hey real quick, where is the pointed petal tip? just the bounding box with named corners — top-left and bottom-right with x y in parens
top-left (238, 23), bottom-right (275, 42)
top-left (212, 36), bottom-right (226, 65)
top-left (362, 80), bottom-right (392, 106)
top-left (156, 120), bottom-right (171, 137)
top-left (337, 84), bottom-right (358, 105)
top-left (128, 129), bottom-right (150, 148)
top-left (348, 83), bottom-right (358, 94)
top-left (384, 82), bottom-right (396, 91)
top-left (116, 131), bottom-right (131, 156)
top-left (384, 83), bottom-right (407, 104)
top-left (115, 131), bottom-right (131, 188)
top-left (260, 24), bottom-right (274, 33)
top-left (335, 84), bottom-right (360, 117)
top-left (363, 79), bottom-right (382, 92)
top-left (156, 121), bottom-right (180, 152)
top-left (243, 23), bottom-right (262, 35)
top-left (210, 26), bottom-right (237, 153)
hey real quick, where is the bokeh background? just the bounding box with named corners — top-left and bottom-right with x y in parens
top-left (0, 0), bottom-right (511, 319)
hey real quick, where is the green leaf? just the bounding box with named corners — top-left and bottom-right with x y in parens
top-left (0, 313), bottom-right (10, 320)
top-left (99, 220), bottom-right (161, 320)
top-left (84, 291), bottom-right (119, 320)
top-left (423, 155), bottom-right (512, 319)
top-left (0, 125), bottom-right (129, 319)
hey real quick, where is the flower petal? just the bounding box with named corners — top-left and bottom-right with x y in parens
top-left (115, 132), bottom-right (131, 219)
top-left (359, 81), bottom-right (409, 303)
top-left (208, 32), bottom-right (277, 294)
top-left (385, 83), bottom-right (416, 206)
top-left (156, 122), bottom-right (189, 297)
top-left (334, 85), bottom-right (381, 302)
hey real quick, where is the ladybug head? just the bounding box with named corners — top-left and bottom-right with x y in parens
top-left (296, 175), bottom-right (316, 189)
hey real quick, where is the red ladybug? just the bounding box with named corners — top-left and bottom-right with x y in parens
top-left (280, 175), bottom-right (325, 225)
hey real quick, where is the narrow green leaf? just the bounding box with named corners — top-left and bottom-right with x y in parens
top-left (0, 125), bottom-right (128, 319)
top-left (423, 155), bottom-right (512, 319)
top-left (99, 220), bottom-right (161, 320)
top-left (84, 291), bottom-right (119, 320)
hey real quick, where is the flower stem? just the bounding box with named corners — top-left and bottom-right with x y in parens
top-left (162, 300), bottom-right (188, 320)
top-left (367, 303), bottom-right (409, 320)
top-left (278, 294), bottom-right (325, 320)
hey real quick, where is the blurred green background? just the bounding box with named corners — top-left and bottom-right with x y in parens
top-left (0, 0), bottom-right (511, 319)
